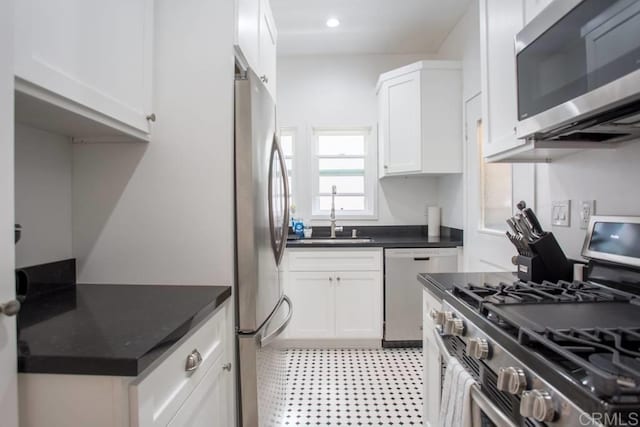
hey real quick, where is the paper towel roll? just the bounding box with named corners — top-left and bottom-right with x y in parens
top-left (428, 206), bottom-right (441, 237)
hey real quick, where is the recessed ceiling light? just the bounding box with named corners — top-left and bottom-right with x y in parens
top-left (326, 18), bottom-right (340, 28)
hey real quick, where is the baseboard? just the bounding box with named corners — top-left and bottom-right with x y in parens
top-left (382, 340), bottom-right (422, 348)
top-left (273, 338), bottom-right (382, 349)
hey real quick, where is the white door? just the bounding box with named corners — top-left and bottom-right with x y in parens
top-left (0, 0), bottom-right (18, 425)
top-left (167, 358), bottom-right (231, 427)
top-left (463, 94), bottom-right (515, 272)
top-left (334, 271), bottom-right (382, 339)
top-left (381, 72), bottom-right (422, 175)
top-left (286, 272), bottom-right (334, 338)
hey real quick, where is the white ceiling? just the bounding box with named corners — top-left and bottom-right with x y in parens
top-left (271, 0), bottom-right (472, 56)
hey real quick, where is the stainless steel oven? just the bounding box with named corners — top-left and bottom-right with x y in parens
top-left (515, 0), bottom-right (640, 143)
top-left (431, 302), bottom-right (600, 427)
top-left (433, 327), bottom-right (516, 427)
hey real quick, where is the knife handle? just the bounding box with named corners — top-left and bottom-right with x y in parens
top-left (523, 208), bottom-right (544, 235)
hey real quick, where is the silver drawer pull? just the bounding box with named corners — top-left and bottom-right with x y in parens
top-left (185, 349), bottom-right (203, 372)
top-left (222, 362), bottom-right (232, 372)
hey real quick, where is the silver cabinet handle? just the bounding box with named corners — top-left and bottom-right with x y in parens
top-left (336, 276), bottom-right (341, 282)
top-left (329, 277), bottom-right (333, 282)
top-left (185, 349), bottom-right (202, 372)
top-left (222, 362), bottom-right (232, 372)
top-left (146, 113), bottom-right (156, 122)
top-left (0, 299), bottom-right (20, 317)
top-left (260, 75), bottom-right (269, 84)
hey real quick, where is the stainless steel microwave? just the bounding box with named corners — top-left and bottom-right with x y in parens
top-left (515, 0), bottom-right (640, 144)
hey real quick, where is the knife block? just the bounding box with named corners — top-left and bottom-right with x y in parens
top-left (516, 232), bottom-right (572, 283)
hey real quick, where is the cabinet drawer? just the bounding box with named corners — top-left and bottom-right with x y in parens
top-left (130, 302), bottom-right (229, 427)
top-left (287, 249), bottom-right (382, 272)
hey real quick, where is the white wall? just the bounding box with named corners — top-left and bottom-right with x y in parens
top-left (278, 54), bottom-right (443, 226)
top-left (536, 143), bottom-right (640, 259)
top-left (435, 0), bottom-right (481, 229)
top-left (72, 0), bottom-right (235, 285)
top-left (14, 124), bottom-right (73, 267)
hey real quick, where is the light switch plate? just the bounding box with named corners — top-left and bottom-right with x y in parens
top-left (580, 200), bottom-right (595, 229)
top-left (552, 200), bottom-right (571, 227)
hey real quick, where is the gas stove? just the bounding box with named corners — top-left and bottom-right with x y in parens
top-left (432, 216), bottom-right (640, 427)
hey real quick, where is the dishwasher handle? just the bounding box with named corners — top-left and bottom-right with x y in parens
top-left (413, 257), bottom-right (431, 261)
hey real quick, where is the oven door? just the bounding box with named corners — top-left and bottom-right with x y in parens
top-left (433, 327), bottom-right (517, 427)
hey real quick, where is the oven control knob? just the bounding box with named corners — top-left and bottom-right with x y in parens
top-left (496, 367), bottom-right (527, 395)
top-left (520, 390), bottom-right (555, 422)
top-left (443, 318), bottom-right (465, 337)
top-left (430, 310), bottom-right (453, 327)
top-left (467, 337), bottom-right (490, 360)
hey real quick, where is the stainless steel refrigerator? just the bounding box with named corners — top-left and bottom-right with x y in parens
top-left (235, 69), bottom-right (292, 427)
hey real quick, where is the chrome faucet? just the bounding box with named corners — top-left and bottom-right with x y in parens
top-left (330, 185), bottom-right (343, 238)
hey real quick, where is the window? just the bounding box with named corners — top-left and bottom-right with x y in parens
top-left (477, 120), bottom-right (512, 231)
top-left (279, 128), bottom-right (295, 206)
top-left (312, 128), bottom-right (376, 218)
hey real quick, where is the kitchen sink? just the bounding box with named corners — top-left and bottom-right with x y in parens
top-left (298, 238), bottom-right (373, 244)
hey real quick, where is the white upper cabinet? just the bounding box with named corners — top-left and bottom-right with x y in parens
top-left (479, 0), bottom-right (526, 161)
top-left (377, 61), bottom-right (462, 177)
top-left (258, 0), bottom-right (277, 97)
top-left (235, 0), bottom-right (260, 72)
top-left (235, 0), bottom-right (277, 98)
top-left (524, 0), bottom-right (554, 24)
top-left (481, 0), bottom-right (571, 163)
top-left (14, 0), bottom-right (154, 142)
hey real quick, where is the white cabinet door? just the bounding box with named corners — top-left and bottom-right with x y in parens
top-left (235, 0), bottom-right (260, 71)
top-left (480, 0), bottom-right (526, 158)
top-left (286, 272), bottom-right (335, 339)
top-left (258, 0), bottom-right (277, 97)
top-left (14, 0), bottom-right (153, 134)
top-left (423, 291), bottom-right (442, 427)
top-left (334, 271), bottom-right (382, 339)
top-left (524, 0), bottom-right (554, 23)
top-left (0, 0), bottom-right (17, 424)
top-left (379, 71), bottom-right (422, 175)
top-left (167, 357), bottom-right (232, 427)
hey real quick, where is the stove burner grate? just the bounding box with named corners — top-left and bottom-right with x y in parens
top-left (519, 326), bottom-right (640, 398)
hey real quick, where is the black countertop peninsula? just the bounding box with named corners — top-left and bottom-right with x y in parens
top-left (16, 259), bottom-right (231, 377)
top-left (418, 271), bottom-right (516, 300)
top-left (286, 225), bottom-right (463, 249)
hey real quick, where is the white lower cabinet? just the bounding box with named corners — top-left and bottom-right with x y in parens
top-left (18, 300), bottom-right (235, 427)
top-left (282, 249), bottom-right (383, 343)
top-left (423, 289), bottom-right (442, 427)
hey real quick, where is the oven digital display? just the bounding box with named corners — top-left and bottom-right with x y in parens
top-left (589, 222), bottom-right (640, 259)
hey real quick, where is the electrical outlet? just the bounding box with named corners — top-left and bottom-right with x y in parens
top-left (580, 200), bottom-right (595, 229)
top-left (552, 200), bottom-right (571, 227)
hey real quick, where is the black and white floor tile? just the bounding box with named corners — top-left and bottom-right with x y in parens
top-left (275, 348), bottom-right (423, 426)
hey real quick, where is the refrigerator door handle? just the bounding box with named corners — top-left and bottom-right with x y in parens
top-left (268, 132), bottom-right (290, 265)
top-left (260, 295), bottom-right (293, 348)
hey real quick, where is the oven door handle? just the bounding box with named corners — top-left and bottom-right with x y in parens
top-left (432, 326), bottom-right (453, 363)
top-left (433, 327), bottom-right (517, 427)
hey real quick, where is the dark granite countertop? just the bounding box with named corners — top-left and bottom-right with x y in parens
top-left (286, 225), bottom-right (463, 249)
top-left (418, 271), bottom-right (516, 300)
top-left (16, 260), bottom-right (231, 377)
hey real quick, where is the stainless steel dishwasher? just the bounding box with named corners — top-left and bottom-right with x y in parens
top-left (383, 248), bottom-right (458, 346)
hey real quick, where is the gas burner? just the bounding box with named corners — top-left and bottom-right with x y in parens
top-left (519, 327), bottom-right (640, 398)
top-left (452, 280), bottom-right (637, 315)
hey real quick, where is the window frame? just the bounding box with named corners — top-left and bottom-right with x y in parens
top-left (279, 127), bottom-right (296, 207)
top-left (476, 118), bottom-right (513, 234)
top-left (311, 127), bottom-right (377, 220)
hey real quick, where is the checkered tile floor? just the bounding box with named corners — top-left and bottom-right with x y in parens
top-left (275, 348), bottom-right (423, 426)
